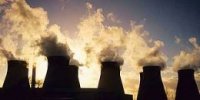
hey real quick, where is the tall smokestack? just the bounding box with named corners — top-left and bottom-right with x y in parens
top-left (98, 61), bottom-right (124, 93)
top-left (140, 66), bottom-right (167, 100)
top-left (43, 56), bottom-right (80, 90)
top-left (31, 66), bottom-right (36, 88)
top-left (175, 69), bottom-right (200, 100)
top-left (3, 60), bottom-right (30, 89)
top-left (137, 72), bottom-right (144, 100)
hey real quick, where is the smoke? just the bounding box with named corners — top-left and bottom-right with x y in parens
top-left (0, 49), bottom-right (15, 60)
top-left (0, 0), bottom-right (14, 5)
top-left (173, 37), bottom-right (200, 71)
top-left (0, 37), bottom-right (16, 60)
top-left (137, 40), bottom-right (167, 70)
top-left (99, 45), bottom-right (124, 65)
top-left (65, 3), bottom-right (168, 93)
top-left (37, 34), bottom-right (72, 57)
top-left (0, 0), bottom-right (50, 62)
top-left (69, 58), bottom-right (83, 66)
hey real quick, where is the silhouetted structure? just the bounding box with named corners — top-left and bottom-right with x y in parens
top-left (2, 60), bottom-right (30, 100)
top-left (137, 72), bottom-right (143, 100)
top-left (43, 56), bottom-right (80, 99)
top-left (175, 69), bottom-right (200, 100)
top-left (31, 66), bottom-right (36, 88)
top-left (140, 66), bottom-right (167, 100)
top-left (98, 61), bottom-right (132, 100)
top-left (0, 57), bottom-right (132, 100)
top-left (3, 60), bottom-right (30, 90)
top-left (67, 65), bottom-right (81, 90)
top-left (98, 61), bottom-right (124, 93)
top-left (43, 56), bottom-right (80, 89)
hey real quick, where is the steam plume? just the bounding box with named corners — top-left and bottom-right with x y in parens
top-left (99, 45), bottom-right (124, 65)
top-left (38, 34), bottom-right (72, 57)
top-left (0, 38), bottom-right (16, 59)
top-left (173, 37), bottom-right (200, 71)
top-left (138, 40), bottom-right (166, 70)
top-left (69, 58), bottom-right (83, 66)
top-left (0, 49), bottom-right (15, 60)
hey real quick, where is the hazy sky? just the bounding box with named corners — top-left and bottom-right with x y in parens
top-left (27, 0), bottom-right (200, 58)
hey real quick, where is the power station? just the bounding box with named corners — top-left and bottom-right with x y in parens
top-left (0, 56), bottom-right (199, 100)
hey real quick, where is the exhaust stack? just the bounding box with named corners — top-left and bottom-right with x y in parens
top-left (43, 56), bottom-right (80, 90)
top-left (141, 66), bottom-right (167, 100)
top-left (98, 61), bottom-right (124, 93)
top-left (175, 69), bottom-right (200, 100)
top-left (31, 66), bottom-right (36, 88)
top-left (3, 60), bottom-right (30, 89)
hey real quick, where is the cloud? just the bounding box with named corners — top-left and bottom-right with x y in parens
top-left (0, 0), bottom-right (50, 60)
top-left (137, 40), bottom-right (167, 70)
top-left (0, 0), bottom-right (14, 5)
top-left (173, 37), bottom-right (200, 71)
top-left (189, 37), bottom-right (199, 49)
top-left (86, 2), bottom-right (93, 10)
top-left (175, 36), bottom-right (181, 44)
top-left (37, 34), bottom-right (72, 57)
top-left (99, 45), bottom-right (125, 65)
top-left (107, 12), bottom-right (121, 23)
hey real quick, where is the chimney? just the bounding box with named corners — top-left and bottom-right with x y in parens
top-left (43, 56), bottom-right (80, 90)
top-left (175, 69), bottom-right (200, 100)
top-left (141, 66), bottom-right (167, 100)
top-left (3, 60), bottom-right (30, 90)
top-left (31, 66), bottom-right (36, 88)
top-left (137, 72), bottom-right (144, 100)
top-left (98, 61), bottom-right (124, 93)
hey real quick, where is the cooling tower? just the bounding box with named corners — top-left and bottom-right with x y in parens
top-left (137, 72), bottom-right (144, 100)
top-left (3, 60), bottom-right (30, 90)
top-left (98, 61), bottom-right (124, 93)
top-left (141, 66), bottom-right (167, 100)
top-left (43, 56), bottom-right (80, 90)
top-left (67, 65), bottom-right (80, 90)
top-left (175, 69), bottom-right (200, 100)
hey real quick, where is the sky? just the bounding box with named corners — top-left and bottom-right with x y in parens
top-left (27, 0), bottom-right (200, 58)
top-left (0, 0), bottom-right (200, 99)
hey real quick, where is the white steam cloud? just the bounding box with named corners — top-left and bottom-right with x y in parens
top-left (173, 37), bottom-right (200, 71)
top-left (138, 40), bottom-right (167, 70)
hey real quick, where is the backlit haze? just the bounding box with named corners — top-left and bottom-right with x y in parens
top-left (0, 0), bottom-right (200, 99)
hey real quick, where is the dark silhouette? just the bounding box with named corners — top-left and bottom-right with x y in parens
top-left (31, 66), bottom-right (36, 88)
top-left (98, 61), bottom-right (132, 100)
top-left (43, 56), bottom-right (80, 89)
top-left (3, 60), bottom-right (30, 89)
top-left (2, 60), bottom-right (30, 100)
top-left (43, 56), bottom-right (80, 99)
top-left (175, 69), bottom-right (200, 100)
top-left (139, 66), bottom-right (167, 100)
top-left (98, 61), bottom-right (124, 93)
top-left (137, 72), bottom-right (144, 100)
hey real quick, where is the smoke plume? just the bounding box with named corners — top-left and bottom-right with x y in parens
top-left (173, 37), bottom-right (200, 71)
top-left (137, 40), bottom-right (167, 70)
top-left (99, 45), bottom-right (124, 65)
top-left (37, 34), bottom-right (72, 57)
